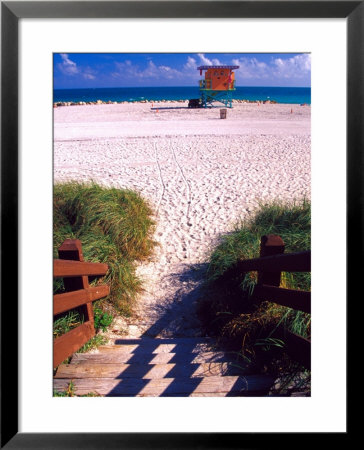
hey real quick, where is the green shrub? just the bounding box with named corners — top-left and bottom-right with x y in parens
top-left (198, 199), bottom-right (311, 372)
top-left (93, 307), bottom-right (113, 332)
top-left (53, 182), bottom-right (156, 365)
top-left (53, 182), bottom-right (156, 314)
top-left (206, 199), bottom-right (310, 291)
top-left (53, 310), bottom-right (83, 340)
top-left (78, 334), bottom-right (108, 353)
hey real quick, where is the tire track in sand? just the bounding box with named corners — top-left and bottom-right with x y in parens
top-left (170, 140), bottom-right (192, 227)
top-left (154, 142), bottom-right (166, 216)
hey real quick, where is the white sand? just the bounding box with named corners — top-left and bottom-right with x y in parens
top-left (54, 101), bottom-right (311, 339)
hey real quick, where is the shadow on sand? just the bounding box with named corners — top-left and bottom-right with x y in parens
top-left (150, 106), bottom-right (191, 111)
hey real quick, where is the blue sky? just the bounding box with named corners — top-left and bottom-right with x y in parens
top-left (53, 53), bottom-right (311, 89)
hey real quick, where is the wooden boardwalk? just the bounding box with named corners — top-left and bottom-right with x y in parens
top-left (53, 236), bottom-right (310, 397)
top-left (54, 337), bottom-right (275, 397)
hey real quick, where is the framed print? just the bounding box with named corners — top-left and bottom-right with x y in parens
top-left (2, 0), bottom-right (359, 447)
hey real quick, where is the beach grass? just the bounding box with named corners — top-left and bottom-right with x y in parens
top-left (53, 182), bottom-right (156, 320)
top-left (198, 199), bottom-right (311, 374)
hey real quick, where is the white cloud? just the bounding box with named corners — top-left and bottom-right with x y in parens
top-left (184, 56), bottom-right (197, 70)
top-left (57, 54), bottom-right (97, 80)
top-left (272, 54), bottom-right (311, 79)
top-left (113, 59), bottom-right (184, 81)
top-left (141, 60), bottom-right (159, 78)
top-left (158, 65), bottom-right (182, 79)
top-left (83, 72), bottom-right (96, 80)
top-left (232, 54), bottom-right (311, 84)
top-left (58, 53), bottom-right (79, 75)
top-left (57, 53), bottom-right (96, 80)
top-left (233, 57), bottom-right (269, 80)
top-left (112, 60), bottom-right (139, 78)
top-left (56, 53), bottom-right (310, 87)
top-left (197, 54), bottom-right (222, 66)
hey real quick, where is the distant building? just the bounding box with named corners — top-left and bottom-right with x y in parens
top-left (198, 65), bottom-right (239, 108)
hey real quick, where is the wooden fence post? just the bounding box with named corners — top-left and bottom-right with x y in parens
top-left (58, 239), bottom-right (94, 327)
top-left (53, 239), bottom-right (110, 368)
top-left (258, 234), bottom-right (285, 286)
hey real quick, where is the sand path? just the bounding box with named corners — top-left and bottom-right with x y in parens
top-left (54, 102), bottom-right (311, 339)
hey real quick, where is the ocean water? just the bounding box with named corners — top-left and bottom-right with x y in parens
top-left (53, 86), bottom-right (311, 105)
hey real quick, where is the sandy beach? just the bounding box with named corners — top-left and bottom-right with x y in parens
top-left (54, 101), bottom-right (311, 339)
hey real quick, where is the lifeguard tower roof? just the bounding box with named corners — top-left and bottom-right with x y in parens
top-left (197, 65), bottom-right (239, 70)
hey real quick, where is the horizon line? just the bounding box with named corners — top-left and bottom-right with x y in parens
top-left (54, 85), bottom-right (311, 90)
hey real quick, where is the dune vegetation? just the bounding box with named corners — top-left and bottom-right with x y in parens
top-left (53, 182), bottom-right (156, 338)
top-left (198, 199), bottom-right (311, 378)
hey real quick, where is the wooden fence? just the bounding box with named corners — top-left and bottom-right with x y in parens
top-left (53, 239), bottom-right (110, 368)
top-left (223, 234), bottom-right (311, 369)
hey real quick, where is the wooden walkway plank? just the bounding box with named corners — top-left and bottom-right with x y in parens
top-left (112, 337), bottom-right (213, 344)
top-left (71, 351), bottom-right (246, 365)
top-left (55, 361), bottom-right (249, 379)
top-left (96, 342), bottom-right (216, 354)
top-left (53, 375), bottom-right (275, 397)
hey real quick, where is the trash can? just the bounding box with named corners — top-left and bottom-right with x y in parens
top-left (220, 109), bottom-right (227, 119)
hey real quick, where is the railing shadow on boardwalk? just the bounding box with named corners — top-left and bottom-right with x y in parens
top-left (104, 262), bottom-right (272, 397)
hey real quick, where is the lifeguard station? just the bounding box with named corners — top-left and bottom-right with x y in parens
top-left (198, 65), bottom-right (239, 108)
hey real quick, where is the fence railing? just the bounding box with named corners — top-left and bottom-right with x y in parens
top-left (53, 239), bottom-right (109, 368)
top-left (222, 234), bottom-right (311, 369)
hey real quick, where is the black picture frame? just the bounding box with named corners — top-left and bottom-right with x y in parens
top-left (1, 1), bottom-right (358, 448)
